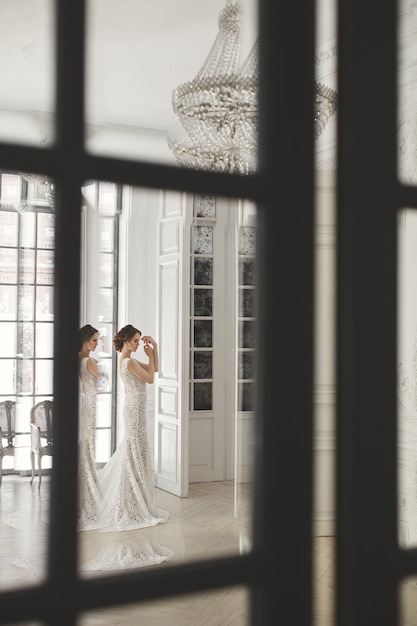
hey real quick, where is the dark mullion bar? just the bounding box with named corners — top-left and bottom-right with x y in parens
top-left (48, 1), bottom-right (86, 625)
top-left (253, 0), bottom-right (315, 624)
top-left (0, 143), bottom-right (262, 204)
top-left (397, 547), bottom-right (417, 578)
top-left (336, 0), bottom-right (398, 623)
top-left (397, 183), bottom-right (417, 209)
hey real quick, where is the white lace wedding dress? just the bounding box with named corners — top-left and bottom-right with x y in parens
top-left (78, 357), bottom-right (102, 531)
top-left (97, 358), bottom-right (170, 532)
top-left (78, 358), bottom-right (173, 571)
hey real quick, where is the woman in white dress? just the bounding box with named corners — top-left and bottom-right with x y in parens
top-left (78, 324), bottom-right (102, 531)
top-left (98, 324), bottom-right (169, 531)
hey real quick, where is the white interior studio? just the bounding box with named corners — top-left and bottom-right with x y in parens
top-left (1, 0), bottom-right (417, 624)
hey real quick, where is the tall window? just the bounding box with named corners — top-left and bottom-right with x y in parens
top-left (0, 172), bottom-right (55, 472)
top-left (0, 175), bottom-right (120, 473)
top-left (80, 180), bottom-right (120, 460)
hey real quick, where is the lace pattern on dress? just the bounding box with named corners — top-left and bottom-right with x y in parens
top-left (78, 357), bottom-right (102, 531)
top-left (96, 358), bottom-right (169, 532)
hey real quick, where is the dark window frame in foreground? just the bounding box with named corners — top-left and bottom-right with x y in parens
top-left (0, 1), bottom-right (317, 625)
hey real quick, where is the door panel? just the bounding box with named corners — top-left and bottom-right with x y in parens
top-left (155, 191), bottom-right (188, 497)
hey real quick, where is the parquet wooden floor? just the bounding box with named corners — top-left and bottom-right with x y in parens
top-left (0, 474), bottom-right (339, 625)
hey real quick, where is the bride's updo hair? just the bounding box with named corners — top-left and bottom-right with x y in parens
top-left (79, 324), bottom-right (99, 351)
top-left (113, 324), bottom-right (141, 352)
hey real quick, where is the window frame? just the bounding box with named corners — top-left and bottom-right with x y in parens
top-left (0, 1), bottom-right (316, 625)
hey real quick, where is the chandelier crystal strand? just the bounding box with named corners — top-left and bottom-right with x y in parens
top-left (169, 0), bottom-right (258, 174)
top-left (314, 81), bottom-right (338, 139)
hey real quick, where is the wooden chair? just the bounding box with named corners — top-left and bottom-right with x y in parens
top-left (30, 400), bottom-right (53, 490)
top-left (0, 400), bottom-right (16, 487)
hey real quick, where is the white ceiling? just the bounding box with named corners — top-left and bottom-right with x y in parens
top-left (0, 0), bottom-right (261, 164)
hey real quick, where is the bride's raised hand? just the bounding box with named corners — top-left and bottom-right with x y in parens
top-left (142, 335), bottom-right (157, 349)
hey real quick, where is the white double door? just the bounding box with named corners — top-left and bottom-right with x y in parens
top-left (154, 192), bottom-right (243, 497)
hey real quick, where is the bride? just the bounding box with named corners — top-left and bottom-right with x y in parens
top-left (98, 324), bottom-right (170, 531)
top-left (79, 324), bottom-right (173, 571)
top-left (78, 324), bottom-right (102, 531)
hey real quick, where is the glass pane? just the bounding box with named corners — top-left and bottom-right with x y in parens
top-left (0, 173), bottom-right (21, 208)
top-left (36, 250), bottom-right (54, 284)
top-left (0, 192), bottom-right (55, 594)
top-left (98, 253), bottom-right (113, 287)
top-left (77, 186), bottom-right (254, 580)
top-left (0, 285), bottom-right (17, 319)
top-left (34, 360), bottom-right (53, 395)
top-left (0, 0), bottom-right (55, 146)
top-left (0, 247), bottom-right (17, 283)
top-left (35, 323), bottom-right (54, 358)
top-left (37, 213), bottom-right (55, 249)
top-left (19, 212), bottom-right (36, 248)
top-left (239, 257), bottom-right (256, 285)
top-left (97, 323), bottom-right (113, 355)
top-left (0, 322), bottom-right (17, 356)
top-left (99, 218), bottom-right (114, 253)
top-left (85, 1), bottom-right (258, 170)
top-left (98, 182), bottom-right (117, 215)
top-left (20, 249), bottom-right (35, 284)
top-left (16, 359), bottom-right (33, 394)
top-left (0, 360), bottom-right (15, 394)
top-left (36, 286), bottom-right (54, 319)
top-left (96, 427), bottom-right (111, 463)
top-left (17, 322), bottom-right (34, 358)
top-left (194, 351), bottom-right (212, 379)
top-left (18, 286), bottom-right (34, 320)
top-left (398, 208), bottom-right (417, 547)
top-left (193, 288), bottom-right (212, 316)
top-left (239, 320), bottom-right (255, 349)
top-left (96, 396), bottom-right (111, 428)
top-left (238, 381), bottom-right (255, 411)
top-left (0, 210), bottom-right (18, 247)
top-left (194, 257), bottom-right (213, 285)
top-left (193, 225), bottom-right (213, 254)
top-left (78, 179), bottom-right (118, 548)
top-left (239, 351), bottom-right (256, 379)
top-left (97, 289), bottom-right (113, 323)
top-left (194, 320), bottom-right (212, 347)
top-left (194, 381), bottom-right (212, 410)
top-left (398, 1), bottom-right (417, 185)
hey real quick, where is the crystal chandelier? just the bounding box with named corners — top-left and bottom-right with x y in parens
top-left (169, 0), bottom-right (337, 173)
top-left (314, 81), bottom-right (337, 139)
top-left (19, 131), bottom-right (55, 208)
top-left (169, 0), bottom-right (258, 174)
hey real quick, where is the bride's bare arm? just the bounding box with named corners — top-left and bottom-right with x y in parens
top-left (128, 352), bottom-right (155, 384)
